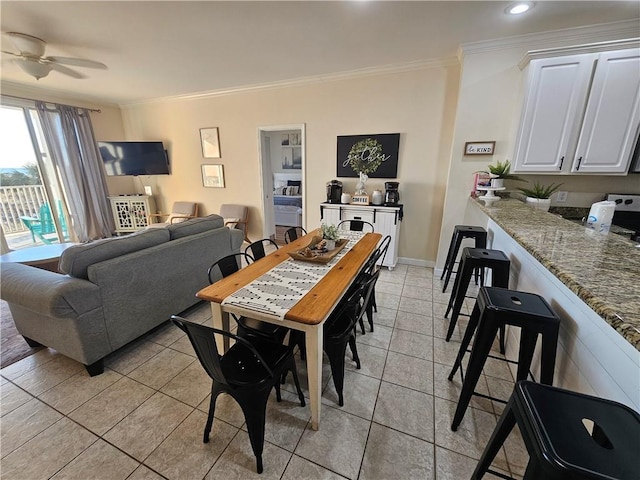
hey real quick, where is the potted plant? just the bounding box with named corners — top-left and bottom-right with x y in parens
top-left (518, 181), bottom-right (563, 212)
top-left (485, 160), bottom-right (523, 188)
top-left (321, 223), bottom-right (340, 250)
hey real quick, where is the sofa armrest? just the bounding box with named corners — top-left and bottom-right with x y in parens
top-left (1, 262), bottom-right (101, 318)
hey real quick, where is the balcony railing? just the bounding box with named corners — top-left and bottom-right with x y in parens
top-left (0, 185), bottom-right (47, 233)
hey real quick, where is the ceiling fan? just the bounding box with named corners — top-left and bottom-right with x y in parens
top-left (1, 32), bottom-right (107, 80)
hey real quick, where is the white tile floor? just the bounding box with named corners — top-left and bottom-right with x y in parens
top-left (0, 266), bottom-right (528, 479)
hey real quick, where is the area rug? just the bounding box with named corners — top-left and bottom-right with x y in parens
top-left (1, 300), bottom-right (43, 369)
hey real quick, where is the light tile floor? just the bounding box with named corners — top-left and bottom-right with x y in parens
top-left (0, 266), bottom-right (528, 479)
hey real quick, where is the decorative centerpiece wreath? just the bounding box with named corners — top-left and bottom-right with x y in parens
top-left (348, 138), bottom-right (386, 194)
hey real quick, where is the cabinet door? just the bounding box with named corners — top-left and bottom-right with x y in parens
top-left (320, 205), bottom-right (341, 226)
top-left (130, 199), bottom-right (150, 228)
top-left (513, 54), bottom-right (596, 172)
top-left (572, 48), bottom-right (640, 173)
top-left (373, 210), bottom-right (401, 268)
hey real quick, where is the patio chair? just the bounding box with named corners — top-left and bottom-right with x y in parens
top-left (20, 203), bottom-right (68, 245)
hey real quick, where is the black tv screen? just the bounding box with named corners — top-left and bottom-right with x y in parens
top-left (98, 141), bottom-right (170, 176)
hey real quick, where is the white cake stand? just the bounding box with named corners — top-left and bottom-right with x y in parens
top-left (477, 186), bottom-right (506, 205)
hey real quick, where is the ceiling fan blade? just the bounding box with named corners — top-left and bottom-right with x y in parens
top-left (45, 56), bottom-right (107, 69)
top-left (48, 62), bottom-right (85, 79)
top-left (7, 32), bottom-right (46, 57)
top-left (1, 50), bottom-right (22, 58)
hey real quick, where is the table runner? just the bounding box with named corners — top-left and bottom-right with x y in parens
top-left (222, 231), bottom-right (366, 319)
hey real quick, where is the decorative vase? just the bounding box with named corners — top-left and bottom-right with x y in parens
top-left (490, 178), bottom-right (504, 188)
top-left (324, 239), bottom-right (336, 250)
top-left (371, 190), bottom-right (384, 205)
top-left (355, 172), bottom-right (368, 195)
top-left (526, 197), bottom-right (551, 212)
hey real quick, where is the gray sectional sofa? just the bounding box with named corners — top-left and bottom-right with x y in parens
top-left (1, 215), bottom-right (244, 375)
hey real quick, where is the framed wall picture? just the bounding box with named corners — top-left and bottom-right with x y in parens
top-left (464, 141), bottom-right (495, 155)
top-left (336, 133), bottom-right (400, 178)
top-left (202, 164), bottom-right (225, 188)
top-left (200, 127), bottom-right (221, 158)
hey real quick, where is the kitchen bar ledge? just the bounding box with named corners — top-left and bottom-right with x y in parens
top-left (469, 197), bottom-right (639, 351)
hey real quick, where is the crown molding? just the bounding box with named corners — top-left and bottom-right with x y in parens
top-left (518, 38), bottom-right (640, 70)
top-left (0, 81), bottom-right (120, 109)
top-left (121, 57), bottom-right (460, 108)
top-left (458, 19), bottom-right (640, 62)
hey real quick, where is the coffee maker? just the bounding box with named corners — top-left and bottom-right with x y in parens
top-left (326, 180), bottom-right (343, 204)
top-left (384, 182), bottom-right (400, 205)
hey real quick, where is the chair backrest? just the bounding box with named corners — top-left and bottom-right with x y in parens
top-left (171, 316), bottom-right (274, 385)
top-left (207, 252), bottom-right (254, 284)
top-left (337, 219), bottom-right (375, 233)
top-left (168, 202), bottom-right (198, 224)
top-left (39, 204), bottom-right (56, 234)
top-left (284, 227), bottom-right (307, 244)
top-left (220, 204), bottom-right (249, 239)
top-left (324, 273), bottom-right (376, 339)
top-left (363, 235), bottom-right (391, 273)
top-left (245, 238), bottom-right (279, 260)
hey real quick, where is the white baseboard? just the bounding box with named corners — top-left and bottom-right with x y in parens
top-left (397, 257), bottom-right (435, 268)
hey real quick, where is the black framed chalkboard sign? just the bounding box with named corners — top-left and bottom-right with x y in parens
top-left (336, 133), bottom-right (400, 178)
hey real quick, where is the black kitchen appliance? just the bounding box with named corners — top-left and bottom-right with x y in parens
top-left (607, 194), bottom-right (640, 243)
top-left (326, 180), bottom-right (343, 204)
top-left (384, 182), bottom-right (400, 206)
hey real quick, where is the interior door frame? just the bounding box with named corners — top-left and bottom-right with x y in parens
top-left (257, 123), bottom-right (306, 239)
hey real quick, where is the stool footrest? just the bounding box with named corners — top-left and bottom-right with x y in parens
top-left (473, 392), bottom-right (508, 405)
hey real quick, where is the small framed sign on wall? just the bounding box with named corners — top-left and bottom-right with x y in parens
top-left (464, 141), bottom-right (495, 156)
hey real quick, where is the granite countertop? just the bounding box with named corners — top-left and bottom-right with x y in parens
top-left (471, 197), bottom-right (640, 351)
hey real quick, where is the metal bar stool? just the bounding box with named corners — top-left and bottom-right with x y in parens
top-left (448, 287), bottom-right (560, 431)
top-left (444, 247), bottom-right (510, 349)
top-left (472, 381), bottom-right (640, 479)
top-left (441, 225), bottom-right (487, 292)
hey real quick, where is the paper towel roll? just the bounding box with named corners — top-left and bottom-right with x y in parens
top-left (586, 201), bottom-right (616, 233)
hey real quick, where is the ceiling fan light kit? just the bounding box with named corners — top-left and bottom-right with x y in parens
top-left (2, 31), bottom-right (107, 80)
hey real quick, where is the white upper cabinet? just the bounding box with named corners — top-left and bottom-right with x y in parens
top-left (571, 49), bottom-right (640, 173)
top-left (513, 48), bottom-right (640, 175)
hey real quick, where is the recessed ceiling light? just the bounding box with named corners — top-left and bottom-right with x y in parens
top-left (505, 2), bottom-right (535, 15)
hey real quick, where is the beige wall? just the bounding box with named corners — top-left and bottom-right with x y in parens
top-left (120, 66), bottom-right (461, 263)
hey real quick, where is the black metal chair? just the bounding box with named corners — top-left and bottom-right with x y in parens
top-left (171, 316), bottom-right (305, 474)
top-left (355, 235), bottom-right (391, 333)
top-left (337, 219), bottom-right (375, 233)
top-left (284, 226), bottom-right (307, 244)
top-left (324, 274), bottom-right (377, 406)
top-left (207, 253), bottom-right (289, 344)
top-left (245, 238), bottom-right (279, 260)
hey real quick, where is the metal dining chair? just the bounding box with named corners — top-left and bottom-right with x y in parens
top-left (171, 316), bottom-right (305, 474)
top-left (284, 226), bottom-right (307, 244)
top-left (207, 252), bottom-right (289, 343)
top-left (337, 219), bottom-right (375, 233)
top-left (245, 238), bottom-right (279, 260)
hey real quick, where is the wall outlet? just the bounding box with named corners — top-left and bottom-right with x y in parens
top-left (144, 186), bottom-right (153, 196)
top-left (556, 191), bottom-right (568, 203)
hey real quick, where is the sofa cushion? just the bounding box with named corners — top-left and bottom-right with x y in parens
top-left (167, 214), bottom-right (224, 240)
top-left (59, 228), bottom-right (170, 279)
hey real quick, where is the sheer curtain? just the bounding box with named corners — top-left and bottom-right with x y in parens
top-left (36, 102), bottom-right (114, 242)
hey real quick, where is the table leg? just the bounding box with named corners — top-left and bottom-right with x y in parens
top-left (305, 325), bottom-right (323, 430)
top-left (209, 303), bottom-right (230, 352)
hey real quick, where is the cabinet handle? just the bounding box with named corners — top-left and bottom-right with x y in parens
top-left (559, 156), bottom-right (564, 170)
top-left (576, 157), bottom-right (582, 170)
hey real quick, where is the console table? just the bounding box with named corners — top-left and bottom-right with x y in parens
top-left (108, 195), bottom-right (156, 234)
top-left (320, 203), bottom-right (403, 269)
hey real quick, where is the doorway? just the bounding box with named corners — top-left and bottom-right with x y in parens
top-left (257, 124), bottom-right (305, 244)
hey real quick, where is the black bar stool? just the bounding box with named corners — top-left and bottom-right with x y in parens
top-left (448, 287), bottom-right (560, 431)
top-left (441, 225), bottom-right (487, 292)
top-left (472, 381), bottom-right (640, 480)
top-left (444, 248), bottom-right (510, 346)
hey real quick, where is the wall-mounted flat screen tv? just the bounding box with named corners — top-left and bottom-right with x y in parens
top-left (98, 141), bottom-right (170, 176)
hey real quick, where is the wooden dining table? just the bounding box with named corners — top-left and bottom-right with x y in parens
top-left (196, 229), bottom-right (381, 430)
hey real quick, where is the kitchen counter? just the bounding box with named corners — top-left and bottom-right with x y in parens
top-left (471, 197), bottom-right (640, 351)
